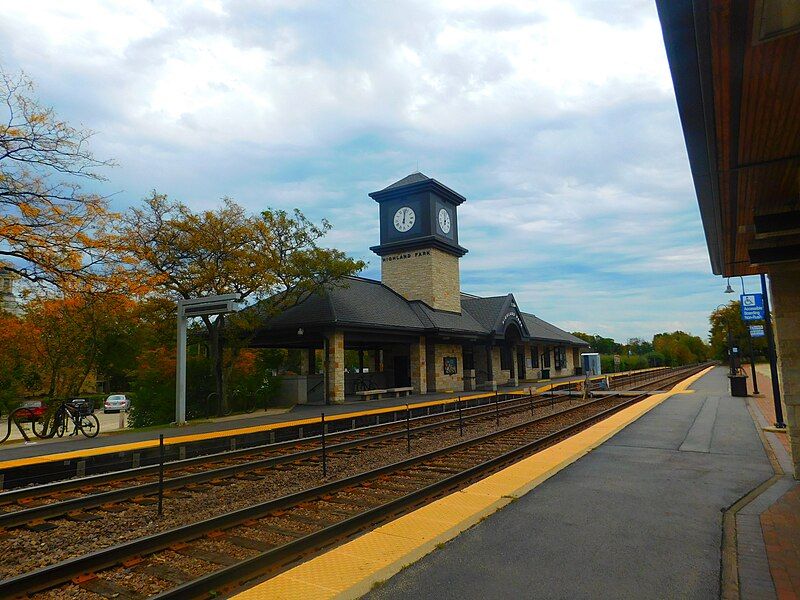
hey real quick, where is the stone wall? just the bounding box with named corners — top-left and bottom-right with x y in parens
top-left (326, 330), bottom-right (345, 404)
top-left (410, 336), bottom-right (427, 394)
top-left (426, 343), bottom-right (464, 392)
top-left (381, 247), bottom-right (461, 312)
top-left (769, 263), bottom-right (800, 478)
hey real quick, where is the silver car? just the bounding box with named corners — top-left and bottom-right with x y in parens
top-left (103, 394), bottom-right (130, 413)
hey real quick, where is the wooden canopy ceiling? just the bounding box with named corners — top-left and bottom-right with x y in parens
top-left (657, 0), bottom-right (800, 276)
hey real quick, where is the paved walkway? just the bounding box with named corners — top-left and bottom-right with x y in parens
top-left (366, 367), bottom-right (785, 600)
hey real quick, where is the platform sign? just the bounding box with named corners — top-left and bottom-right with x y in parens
top-left (749, 325), bottom-right (766, 338)
top-left (740, 293), bottom-right (765, 321)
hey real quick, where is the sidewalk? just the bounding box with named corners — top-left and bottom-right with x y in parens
top-left (363, 366), bottom-right (797, 600)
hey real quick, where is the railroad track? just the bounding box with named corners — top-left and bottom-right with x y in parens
top-left (0, 391), bottom-right (575, 527)
top-left (0, 365), bottom-right (682, 529)
top-left (0, 363), bottom-right (710, 599)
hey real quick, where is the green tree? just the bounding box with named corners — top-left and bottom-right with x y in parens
top-left (708, 301), bottom-right (766, 362)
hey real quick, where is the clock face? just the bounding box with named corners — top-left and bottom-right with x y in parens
top-left (438, 208), bottom-right (451, 234)
top-left (393, 206), bottom-right (416, 232)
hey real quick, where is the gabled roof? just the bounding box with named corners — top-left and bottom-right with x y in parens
top-left (520, 312), bottom-right (588, 346)
top-left (256, 276), bottom-right (587, 346)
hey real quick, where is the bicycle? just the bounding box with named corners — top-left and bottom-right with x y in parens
top-left (32, 400), bottom-right (100, 439)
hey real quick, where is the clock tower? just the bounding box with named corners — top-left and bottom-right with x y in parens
top-left (369, 173), bottom-right (467, 313)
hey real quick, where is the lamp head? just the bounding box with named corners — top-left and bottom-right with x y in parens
top-left (724, 278), bottom-right (735, 294)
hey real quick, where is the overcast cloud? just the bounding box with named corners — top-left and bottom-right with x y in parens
top-left (1, 0), bottom-right (746, 341)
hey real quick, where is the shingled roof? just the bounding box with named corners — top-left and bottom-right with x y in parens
top-left (257, 276), bottom-right (587, 345)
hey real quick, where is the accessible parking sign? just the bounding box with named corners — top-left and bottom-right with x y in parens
top-left (740, 294), bottom-right (765, 321)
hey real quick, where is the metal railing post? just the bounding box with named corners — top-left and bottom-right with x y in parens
top-left (494, 391), bottom-right (500, 427)
top-left (406, 404), bottom-right (411, 452)
top-left (158, 434), bottom-right (164, 517)
top-left (321, 413), bottom-right (327, 477)
top-left (458, 398), bottom-right (463, 436)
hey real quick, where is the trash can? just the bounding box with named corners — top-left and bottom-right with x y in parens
top-left (729, 375), bottom-right (748, 397)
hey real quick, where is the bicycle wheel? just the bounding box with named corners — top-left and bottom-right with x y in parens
top-left (79, 413), bottom-right (100, 438)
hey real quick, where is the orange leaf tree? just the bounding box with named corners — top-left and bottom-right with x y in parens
top-left (0, 68), bottom-right (122, 292)
top-left (122, 192), bottom-right (365, 413)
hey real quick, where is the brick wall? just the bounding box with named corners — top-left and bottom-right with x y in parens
top-left (381, 248), bottom-right (461, 312)
top-left (769, 263), bottom-right (800, 478)
top-left (410, 336), bottom-right (427, 394)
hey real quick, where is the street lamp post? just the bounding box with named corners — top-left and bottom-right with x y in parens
top-left (725, 277), bottom-right (759, 394)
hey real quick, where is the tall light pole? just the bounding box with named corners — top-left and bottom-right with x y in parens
top-left (725, 276), bottom-right (758, 394)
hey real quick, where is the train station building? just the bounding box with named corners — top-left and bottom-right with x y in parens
top-left (251, 173), bottom-right (588, 404)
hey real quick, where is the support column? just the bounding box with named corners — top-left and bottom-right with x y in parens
top-left (483, 343), bottom-right (497, 391)
top-left (509, 345), bottom-right (519, 387)
top-left (299, 349), bottom-right (310, 375)
top-left (326, 331), bottom-right (345, 404)
top-left (768, 264), bottom-right (800, 478)
top-left (410, 336), bottom-right (427, 394)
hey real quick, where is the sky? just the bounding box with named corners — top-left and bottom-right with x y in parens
top-left (0, 0), bottom-right (756, 342)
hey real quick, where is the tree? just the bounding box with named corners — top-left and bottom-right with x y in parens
top-left (708, 301), bottom-right (766, 362)
top-left (122, 192), bottom-right (365, 411)
top-left (653, 331), bottom-right (709, 366)
top-left (0, 69), bottom-right (122, 292)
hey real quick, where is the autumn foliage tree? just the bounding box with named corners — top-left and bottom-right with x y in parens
top-left (122, 192), bottom-right (365, 411)
top-left (0, 68), bottom-right (125, 292)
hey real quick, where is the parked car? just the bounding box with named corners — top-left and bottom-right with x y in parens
top-left (19, 400), bottom-right (46, 421)
top-left (70, 398), bottom-right (94, 415)
top-left (103, 394), bottom-right (130, 413)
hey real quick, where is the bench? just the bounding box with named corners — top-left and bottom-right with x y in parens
top-left (355, 389), bottom-right (387, 400)
top-left (387, 387), bottom-right (413, 397)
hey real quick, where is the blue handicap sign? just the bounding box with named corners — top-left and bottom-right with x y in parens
top-left (740, 294), bottom-right (765, 321)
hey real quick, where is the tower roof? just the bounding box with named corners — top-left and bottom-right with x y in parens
top-left (381, 172), bottom-right (431, 191)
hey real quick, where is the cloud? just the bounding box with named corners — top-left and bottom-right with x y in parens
top-left (0, 0), bottom-right (731, 340)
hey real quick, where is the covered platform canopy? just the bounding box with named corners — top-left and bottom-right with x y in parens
top-left (247, 276), bottom-right (588, 404)
top-left (657, 0), bottom-right (800, 476)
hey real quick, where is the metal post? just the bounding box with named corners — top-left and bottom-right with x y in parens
top-left (494, 391), bottom-right (499, 427)
top-left (321, 413), bottom-right (327, 477)
top-left (761, 274), bottom-right (786, 428)
top-left (746, 331), bottom-right (758, 395)
top-left (158, 434), bottom-right (164, 517)
top-left (458, 397), bottom-right (463, 436)
top-left (175, 312), bottom-right (187, 425)
top-left (406, 404), bottom-right (411, 452)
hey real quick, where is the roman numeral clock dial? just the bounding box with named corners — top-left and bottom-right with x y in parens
top-left (438, 208), bottom-right (451, 234)
top-left (393, 206), bottom-right (415, 232)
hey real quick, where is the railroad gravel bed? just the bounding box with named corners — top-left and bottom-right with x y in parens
top-left (4, 395), bottom-right (620, 581)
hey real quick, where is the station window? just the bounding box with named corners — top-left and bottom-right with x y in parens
top-left (554, 347), bottom-right (567, 370)
top-left (531, 346), bottom-right (539, 368)
top-left (543, 347), bottom-right (551, 368)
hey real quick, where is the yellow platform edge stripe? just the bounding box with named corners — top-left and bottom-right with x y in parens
top-left (0, 369), bottom-right (660, 470)
top-left (232, 366), bottom-right (712, 600)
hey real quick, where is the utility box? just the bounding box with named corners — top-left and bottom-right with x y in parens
top-left (581, 353), bottom-right (602, 376)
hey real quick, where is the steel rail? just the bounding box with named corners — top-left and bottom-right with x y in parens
top-left (157, 391), bottom-right (658, 599)
top-left (0, 391), bottom-right (577, 528)
top-left (0, 387), bottom-right (659, 599)
top-left (0, 390), bottom-right (542, 502)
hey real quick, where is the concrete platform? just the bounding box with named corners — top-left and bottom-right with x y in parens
top-left (232, 367), bottom-right (714, 599)
top-left (362, 366), bottom-right (774, 600)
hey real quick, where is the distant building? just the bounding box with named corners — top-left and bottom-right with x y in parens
top-left (0, 268), bottom-right (22, 316)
